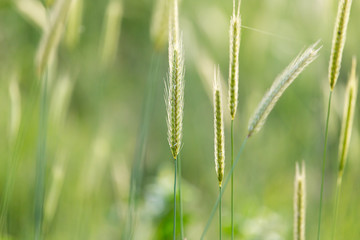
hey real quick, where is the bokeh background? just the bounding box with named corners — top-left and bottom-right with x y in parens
top-left (0, 0), bottom-right (359, 239)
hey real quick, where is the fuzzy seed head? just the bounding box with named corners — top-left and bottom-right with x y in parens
top-left (228, 2), bottom-right (241, 119)
top-left (338, 57), bottom-right (357, 179)
top-left (294, 161), bottom-right (306, 240)
top-left (165, 0), bottom-right (184, 159)
top-left (329, 0), bottom-right (353, 90)
top-left (214, 67), bottom-right (225, 186)
top-left (248, 41), bottom-right (321, 137)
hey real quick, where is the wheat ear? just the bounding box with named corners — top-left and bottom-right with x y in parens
top-left (228, 0), bottom-right (241, 119)
top-left (165, 0), bottom-right (184, 160)
top-left (248, 41), bottom-right (321, 137)
top-left (214, 67), bottom-right (225, 186)
top-left (294, 161), bottom-right (306, 240)
top-left (338, 57), bottom-right (357, 181)
top-left (329, 0), bottom-right (353, 90)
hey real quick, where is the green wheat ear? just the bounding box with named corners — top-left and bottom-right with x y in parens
top-left (338, 57), bottom-right (358, 181)
top-left (329, 0), bottom-right (353, 90)
top-left (165, 0), bottom-right (184, 159)
top-left (228, 0), bottom-right (241, 119)
top-left (247, 41), bottom-right (321, 137)
top-left (294, 161), bottom-right (306, 240)
top-left (214, 66), bottom-right (225, 186)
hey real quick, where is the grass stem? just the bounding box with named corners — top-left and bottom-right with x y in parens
top-left (332, 178), bottom-right (342, 240)
top-left (178, 154), bottom-right (184, 239)
top-left (230, 119), bottom-right (234, 240)
top-left (34, 70), bottom-right (49, 240)
top-left (317, 90), bottom-right (333, 240)
top-left (173, 156), bottom-right (177, 240)
top-left (123, 53), bottom-right (161, 239)
top-left (201, 136), bottom-right (248, 240)
top-left (219, 185), bottom-right (222, 240)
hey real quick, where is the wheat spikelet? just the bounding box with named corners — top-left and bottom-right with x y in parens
top-left (228, 0), bottom-right (241, 119)
top-left (294, 161), bottom-right (306, 240)
top-left (35, 0), bottom-right (73, 76)
top-left (65, 0), bottom-right (83, 48)
top-left (338, 57), bottom-right (357, 180)
top-left (247, 41), bottom-right (321, 137)
top-left (150, 0), bottom-right (169, 51)
top-left (165, 0), bottom-right (184, 159)
top-left (100, 0), bottom-right (123, 67)
top-left (9, 74), bottom-right (21, 145)
top-left (329, 0), bottom-right (353, 90)
top-left (214, 67), bottom-right (225, 186)
top-left (14, 0), bottom-right (47, 30)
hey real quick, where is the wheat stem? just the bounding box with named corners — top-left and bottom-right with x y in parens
top-left (230, 119), bottom-right (235, 239)
top-left (201, 136), bottom-right (248, 240)
top-left (219, 185), bottom-right (222, 240)
top-left (173, 156), bottom-right (177, 240)
top-left (332, 178), bottom-right (342, 240)
top-left (178, 154), bottom-right (184, 239)
top-left (34, 69), bottom-right (49, 240)
top-left (123, 53), bottom-right (161, 239)
top-left (317, 90), bottom-right (333, 240)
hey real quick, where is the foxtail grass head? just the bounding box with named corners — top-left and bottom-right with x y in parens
top-left (329, 0), bottom-right (353, 90)
top-left (214, 67), bottom-right (225, 186)
top-left (294, 161), bottom-right (306, 240)
top-left (338, 57), bottom-right (357, 181)
top-left (165, 0), bottom-right (184, 159)
top-left (247, 41), bottom-right (321, 137)
top-left (228, 0), bottom-right (241, 119)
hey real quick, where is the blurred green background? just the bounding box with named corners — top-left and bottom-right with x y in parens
top-left (0, 0), bottom-right (359, 239)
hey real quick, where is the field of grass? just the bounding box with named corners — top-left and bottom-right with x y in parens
top-left (0, 0), bottom-right (359, 239)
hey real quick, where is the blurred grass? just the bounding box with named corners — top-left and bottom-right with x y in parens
top-left (0, 0), bottom-right (359, 239)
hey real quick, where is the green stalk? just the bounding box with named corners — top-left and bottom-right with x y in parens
top-left (332, 178), bottom-right (342, 240)
top-left (178, 154), bottom-right (184, 239)
top-left (35, 70), bottom-right (49, 240)
top-left (0, 80), bottom-right (39, 234)
top-left (317, 90), bottom-right (333, 240)
top-left (219, 185), bottom-right (222, 240)
top-left (201, 136), bottom-right (248, 240)
top-left (173, 156), bottom-right (177, 240)
top-left (123, 53), bottom-right (160, 239)
top-left (230, 119), bottom-right (234, 240)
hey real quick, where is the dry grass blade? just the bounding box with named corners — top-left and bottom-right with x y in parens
top-left (294, 161), bottom-right (306, 240)
top-left (247, 41), bottom-right (321, 137)
top-left (329, 0), bottom-right (353, 90)
top-left (214, 67), bottom-right (225, 186)
top-left (338, 57), bottom-right (357, 180)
